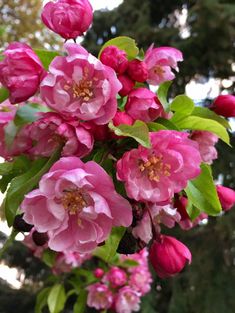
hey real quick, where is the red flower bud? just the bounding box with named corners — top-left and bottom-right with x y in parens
top-left (149, 235), bottom-right (192, 278)
top-left (127, 60), bottom-right (148, 83)
top-left (113, 111), bottom-right (133, 127)
top-left (94, 268), bottom-right (105, 279)
top-left (100, 46), bottom-right (128, 74)
top-left (174, 196), bottom-right (189, 220)
top-left (210, 95), bottom-right (235, 117)
top-left (216, 185), bottom-right (235, 211)
top-left (118, 74), bottom-right (135, 97)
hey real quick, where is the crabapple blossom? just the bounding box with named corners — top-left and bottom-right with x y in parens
top-left (117, 130), bottom-right (202, 203)
top-left (132, 204), bottom-right (181, 243)
top-left (41, 0), bottom-right (93, 39)
top-left (87, 283), bottom-right (113, 310)
top-left (115, 286), bottom-right (141, 313)
top-left (104, 267), bottom-right (127, 288)
top-left (144, 45), bottom-right (183, 85)
top-left (113, 111), bottom-right (134, 126)
top-left (53, 251), bottom-right (91, 274)
top-left (40, 43), bottom-right (121, 124)
top-left (27, 112), bottom-right (94, 158)
top-left (125, 87), bottom-right (163, 122)
top-left (0, 43), bottom-right (46, 103)
top-left (150, 235), bottom-right (192, 278)
top-left (100, 46), bottom-right (128, 74)
top-left (191, 130), bottom-right (218, 164)
top-left (21, 157), bottom-right (132, 253)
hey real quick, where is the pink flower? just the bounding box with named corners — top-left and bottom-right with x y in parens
top-left (100, 46), bottom-right (128, 74)
top-left (41, 0), bottom-right (93, 39)
top-left (210, 95), bottom-right (235, 117)
top-left (84, 122), bottom-right (109, 141)
top-left (216, 185), bottom-right (235, 211)
top-left (40, 43), bottom-right (121, 125)
top-left (53, 251), bottom-right (90, 274)
top-left (149, 235), bottom-right (192, 278)
top-left (27, 112), bottom-right (94, 158)
top-left (23, 229), bottom-right (47, 259)
top-left (104, 267), bottom-right (127, 288)
top-left (144, 45), bottom-right (183, 85)
top-left (125, 88), bottom-right (163, 122)
top-left (117, 130), bottom-right (202, 203)
top-left (127, 60), bottom-right (148, 83)
top-left (0, 42), bottom-right (46, 104)
top-left (118, 74), bottom-right (135, 97)
top-left (132, 205), bottom-right (181, 244)
top-left (115, 286), bottom-right (140, 313)
top-left (21, 157), bottom-right (132, 253)
top-left (87, 283), bottom-right (113, 310)
top-left (191, 131), bottom-right (218, 164)
top-left (129, 268), bottom-right (152, 296)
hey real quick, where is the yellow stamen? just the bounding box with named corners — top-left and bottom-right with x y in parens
top-left (139, 155), bottom-right (171, 182)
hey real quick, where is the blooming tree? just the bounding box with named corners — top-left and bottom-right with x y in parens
top-left (0, 0), bottom-right (235, 312)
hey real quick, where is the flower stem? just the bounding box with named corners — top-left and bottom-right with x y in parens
top-left (0, 229), bottom-right (18, 260)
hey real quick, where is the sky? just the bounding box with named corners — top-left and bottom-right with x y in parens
top-left (89, 0), bottom-right (123, 10)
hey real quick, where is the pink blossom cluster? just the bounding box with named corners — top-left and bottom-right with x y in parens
top-left (87, 249), bottom-right (152, 313)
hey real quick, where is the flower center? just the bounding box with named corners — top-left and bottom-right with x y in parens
top-left (139, 155), bottom-right (171, 182)
top-left (153, 65), bottom-right (165, 75)
top-left (64, 71), bottom-right (93, 102)
top-left (61, 189), bottom-right (87, 215)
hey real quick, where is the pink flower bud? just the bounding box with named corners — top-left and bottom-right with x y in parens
top-left (125, 87), bottom-right (163, 122)
top-left (118, 74), bottom-right (135, 97)
top-left (216, 185), bottom-right (235, 211)
top-left (149, 235), bottom-right (192, 278)
top-left (113, 111), bottom-right (133, 126)
top-left (127, 59), bottom-right (148, 82)
top-left (41, 0), bottom-right (93, 39)
top-left (94, 268), bottom-right (104, 279)
top-left (210, 95), bottom-right (235, 117)
top-left (0, 43), bottom-right (46, 104)
top-left (100, 46), bottom-right (128, 74)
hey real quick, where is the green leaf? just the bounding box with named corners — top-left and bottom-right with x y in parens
top-left (73, 290), bottom-right (88, 313)
top-left (109, 120), bottom-right (151, 148)
top-left (98, 36), bottom-right (139, 60)
top-left (192, 106), bottom-right (231, 129)
top-left (47, 284), bottom-right (66, 313)
top-left (170, 95), bottom-right (195, 123)
top-left (157, 81), bottom-right (172, 111)
top-left (148, 122), bottom-right (167, 131)
top-left (185, 163), bottom-right (222, 216)
top-left (35, 287), bottom-right (51, 313)
top-left (14, 102), bottom-right (50, 127)
top-left (93, 227), bottom-right (126, 263)
top-left (0, 87), bottom-right (9, 103)
top-left (34, 49), bottom-right (60, 70)
top-left (175, 115), bottom-right (230, 145)
top-left (4, 147), bottom-right (62, 226)
top-left (42, 249), bottom-right (57, 267)
top-left (119, 259), bottom-right (139, 268)
top-left (155, 118), bottom-right (180, 130)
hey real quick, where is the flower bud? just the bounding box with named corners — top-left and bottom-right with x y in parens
top-left (105, 267), bottom-right (127, 287)
top-left (94, 268), bottom-right (105, 279)
top-left (216, 185), bottom-right (235, 211)
top-left (125, 87), bottom-right (163, 122)
top-left (118, 74), bottom-right (135, 97)
top-left (41, 0), bottom-right (93, 39)
top-left (113, 111), bottom-right (133, 127)
top-left (100, 46), bottom-right (128, 74)
top-left (32, 231), bottom-right (49, 246)
top-left (210, 95), bottom-right (235, 117)
top-left (127, 59), bottom-right (148, 82)
top-left (13, 214), bottom-right (33, 233)
top-left (0, 42), bottom-right (46, 104)
top-left (149, 235), bottom-right (192, 278)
